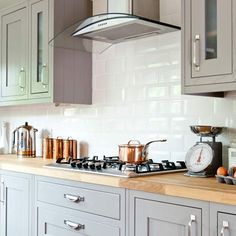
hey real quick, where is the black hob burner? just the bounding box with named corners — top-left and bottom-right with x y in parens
top-left (45, 156), bottom-right (187, 178)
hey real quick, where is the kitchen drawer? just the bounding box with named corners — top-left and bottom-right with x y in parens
top-left (37, 181), bottom-right (121, 220)
top-left (37, 203), bottom-right (121, 236)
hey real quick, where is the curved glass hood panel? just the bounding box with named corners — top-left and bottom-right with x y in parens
top-left (49, 13), bottom-right (180, 54)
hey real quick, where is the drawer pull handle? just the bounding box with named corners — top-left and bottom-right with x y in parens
top-left (193, 34), bottom-right (200, 71)
top-left (64, 220), bottom-right (85, 231)
top-left (64, 194), bottom-right (84, 203)
top-left (220, 221), bottom-right (229, 236)
top-left (188, 214), bottom-right (196, 236)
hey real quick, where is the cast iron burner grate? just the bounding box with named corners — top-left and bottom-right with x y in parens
top-left (49, 156), bottom-right (187, 177)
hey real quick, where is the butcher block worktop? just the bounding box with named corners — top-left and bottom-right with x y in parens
top-left (0, 155), bottom-right (236, 205)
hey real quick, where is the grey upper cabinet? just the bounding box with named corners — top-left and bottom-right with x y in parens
top-left (0, 0), bottom-right (92, 106)
top-left (0, 172), bottom-right (32, 236)
top-left (1, 5), bottom-right (28, 101)
top-left (29, 0), bottom-right (49, 95)
top-left (182, 0), bottom-right (236, 95)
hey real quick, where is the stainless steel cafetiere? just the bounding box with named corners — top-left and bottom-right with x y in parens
top-left (12, 122), bottom-right (38, 157)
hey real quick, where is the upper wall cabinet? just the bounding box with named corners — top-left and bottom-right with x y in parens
top-left (30, 0), bottom-right (49, 95)
top-left (0, 0), bottom-right (92, 106)
top-left (1, 4), bottom-right (28, 101)
top-left (182, 0), bottom-right (236, 95)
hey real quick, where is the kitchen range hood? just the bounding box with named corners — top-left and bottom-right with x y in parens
top-left (72, 13), bottom-right (180, 43)
top-left (50, 0), bottom-right (181, 53)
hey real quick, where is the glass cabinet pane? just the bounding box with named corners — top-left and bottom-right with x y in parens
top-left (205, 0), bottom-right (217, 59)
top-left (37, 12), bottom-right (43, 82)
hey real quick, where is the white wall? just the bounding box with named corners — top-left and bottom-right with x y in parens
top-left (0, 31), bottom-right (234, 164)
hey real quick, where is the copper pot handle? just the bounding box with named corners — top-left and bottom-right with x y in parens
top-left (127, 140), bottom-right (141, 145)
top-left (142, 139), bottom-right (167, 158)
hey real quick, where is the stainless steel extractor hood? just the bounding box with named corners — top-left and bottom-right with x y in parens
top-left (72, 13), bottom-right (180, 43)
top-left (50, 0), bottom-right (181, 53)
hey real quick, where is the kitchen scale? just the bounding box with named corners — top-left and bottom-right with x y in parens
top-left (185, 126), bottom-right (223, 177)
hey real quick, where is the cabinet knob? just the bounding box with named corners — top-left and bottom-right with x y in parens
top-left (220, 221), bottom-right (229, 236)
top-left (64, 220), bottom-right (85, 231)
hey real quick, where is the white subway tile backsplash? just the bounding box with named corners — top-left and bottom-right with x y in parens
top-left (0, 31), bottom-right (235, 162)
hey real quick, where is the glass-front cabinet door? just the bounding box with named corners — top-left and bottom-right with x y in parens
top-left (30, 0), bottom-right (49, 94)
top-left (185, 0), bottom-right (233, 86)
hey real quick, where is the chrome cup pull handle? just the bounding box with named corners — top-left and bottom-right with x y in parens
top-left (193, 34), bottom-right (200, 71)
top-left (64, 220), bottom-right (85, 231)
top-left (64, 194), bottom-right (84, 203)
top-left (220, 221), bottom-right (229, 236)
top-left (188, 215), bottom-right (196, 236)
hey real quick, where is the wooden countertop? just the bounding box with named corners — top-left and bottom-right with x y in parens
top-left (0, 155), bottom-right (236, 205)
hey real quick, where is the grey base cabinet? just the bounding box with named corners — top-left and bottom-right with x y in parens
top-left (35, 176), bottom-right (126, 236)
top-left (129, 190), bottom-right (210, 236)
top-left (38, 203), bottom-right (121, 236)
top-left (0, 171), bottom-right (33, 236)
top-left (210, 203), bottom-right (236, 236)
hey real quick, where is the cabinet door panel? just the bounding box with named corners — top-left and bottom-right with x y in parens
top-left (38, 204), bottom-right (121, 236)
top-left (0, 175), bottom-right (29, 236)
top-left (135, 198), bottom-right (201, 236)
top-left (218, 213), bottom-right (236, 236)
top-left (1, 8), bottom-right (27, 98)
top-left (191, 0), bottom-right (232, 79)
top-left (30, 0), bottom-right (49, 94)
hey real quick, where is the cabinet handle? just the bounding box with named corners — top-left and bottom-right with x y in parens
top-left (220, 221), bottom-right (229, 236)
top-left (41, 64), bottom-right (48, 87)
top-left (64, 194), bottom-right (84, 203)
top-left (193, 34), bottom-right (200, 71)
top-left (19, 67), bottom-right (26, 90)
top-left (188, 214), bottom-right (196, 236)
top-left (64, 220), bottom-right (85, 231)
top-left (1, 181), bottom-right (5, 203)
top-left (0, 181), bottom-right (6, 204)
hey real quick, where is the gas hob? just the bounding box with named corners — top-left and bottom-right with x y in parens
top-left (45, 156), bottom-right (187, 178)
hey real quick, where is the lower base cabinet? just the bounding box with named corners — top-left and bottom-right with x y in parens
top-left (35, 176), bottom-right (126, 236)
top-left (2, 170), bottom-right (236, 236)
top-left (129, 190), bottom-right (210, 236)
top-left (210, 203), bottom-right (236, 236)
top-left (38, 203), bottom-right (121, 236)
top-left (0, 171), bottom-right (33, 236)
top-left (135, 198), bottom-right (201, 236)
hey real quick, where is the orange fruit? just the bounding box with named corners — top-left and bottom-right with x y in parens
top-left (217, 166), bottom-right (228, 176)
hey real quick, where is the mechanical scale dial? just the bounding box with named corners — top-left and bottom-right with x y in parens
top-left (185, 143), bottom-right (213, 173)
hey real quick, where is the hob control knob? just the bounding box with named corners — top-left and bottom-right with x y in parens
top-left (83, 163), bottom-right (88, 169)
top-left (96, 164), bottom-right (102, 170)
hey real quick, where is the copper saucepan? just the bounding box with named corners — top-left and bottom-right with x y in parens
top-left (119, 139), bottom-right (167, 164)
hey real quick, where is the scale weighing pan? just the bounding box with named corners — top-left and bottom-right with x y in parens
top-left (190, 125), bottom-right (223, 137)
